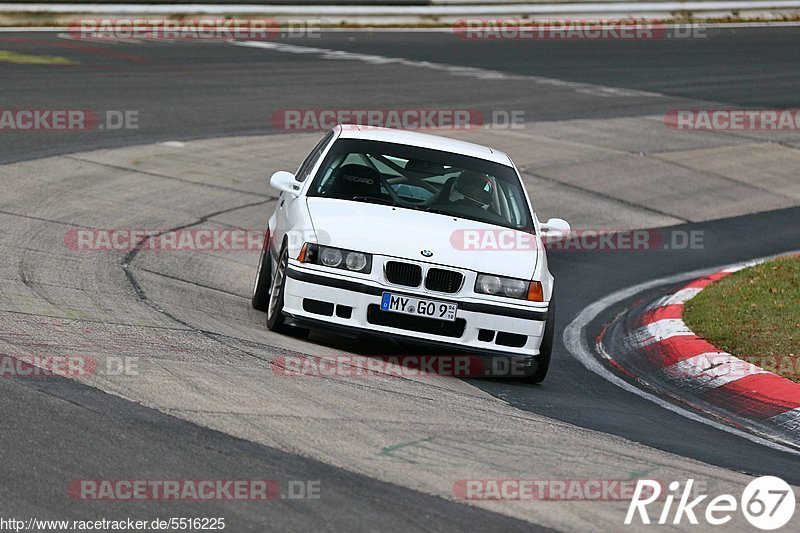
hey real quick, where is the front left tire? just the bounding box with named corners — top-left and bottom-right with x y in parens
top-left (524, 294), bottom-right (554, 384)
top-left (251, 231), bottom-right (272, 311)
top-left (266, 245), bottom-right (308, 338)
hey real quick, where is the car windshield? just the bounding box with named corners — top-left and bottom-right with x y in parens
top-left (307, 138), bottom-right (533, 231)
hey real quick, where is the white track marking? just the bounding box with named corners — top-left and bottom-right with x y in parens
top-left (661, 352), bottom-right (767, 393)
top-left (770, 408), bottom-right (800, 434)
top-left (563, 250), bottom-right (800, 455)
top-left (4, 2), bottom-right (800, 15)
top-left (5, 22), bottom-right (800, 33)
top-left (722, 261), bottom-right (760, 272)
top-left (631, 318), bottom-right (694, 347)
top-left (645, 287), bottom-right (702, 309)
top-left (231, 40), bottom-right (663, 98)
top-left (663, 287), bottom-right (703, 305)
top-left (55, 31), bottom-right (140, 44)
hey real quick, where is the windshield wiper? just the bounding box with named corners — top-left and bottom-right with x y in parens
top-left (423, 206), bottom-right (458, 218)
top-left (351, 196), bottom-right (396, 206)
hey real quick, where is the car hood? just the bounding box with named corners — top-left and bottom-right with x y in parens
top-left (306, 197), bottom-right (539, 280)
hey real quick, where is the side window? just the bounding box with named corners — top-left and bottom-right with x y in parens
top-left (296, 131), bottom-right (333, 182)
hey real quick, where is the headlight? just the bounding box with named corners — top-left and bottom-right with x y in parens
top-left (475, 274), bottom-right (542, 301)
top-left (476, 275), bottom-right (502, 295)
top-left (501, 278), bottom-right (528, 298)
top-left (320, 247), bottom-right (343, 267)
top-left (345, 251), bottom-right (368, 272)
top-left (298, 243), bottom-right (372, 274)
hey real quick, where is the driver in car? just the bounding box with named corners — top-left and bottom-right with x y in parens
top-left (448, 171), bottom-right (494, 211)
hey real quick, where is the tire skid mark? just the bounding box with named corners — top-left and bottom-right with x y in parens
top-left (65, 155), bottom-right (276, 198)
top-left (120, 198), bottom-right (274, 351)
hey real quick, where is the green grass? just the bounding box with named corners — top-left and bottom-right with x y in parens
top-left (683, 256), bottom-right (799, 382)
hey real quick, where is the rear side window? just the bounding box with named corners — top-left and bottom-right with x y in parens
top-left (295, 131), bottom-right (334, 182)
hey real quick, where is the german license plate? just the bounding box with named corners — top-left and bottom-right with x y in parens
top-left (380, 292), bottom-right (457, 322)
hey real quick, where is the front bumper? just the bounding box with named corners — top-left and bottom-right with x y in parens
top-left (282, 263), bottom-right (549, 364)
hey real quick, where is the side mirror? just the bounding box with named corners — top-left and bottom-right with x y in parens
top-left (540, 217), bottom-right (570, 238)
top-left (270, 171), bottom-right (300, 197)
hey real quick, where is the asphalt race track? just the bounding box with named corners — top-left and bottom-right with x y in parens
top-left (3, 27), bottom-right (800, 164)
top-left (1, 27), bottom-right (799, 531)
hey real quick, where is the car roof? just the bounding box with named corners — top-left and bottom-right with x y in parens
top-left (335, 124), bottom-right (514, 167)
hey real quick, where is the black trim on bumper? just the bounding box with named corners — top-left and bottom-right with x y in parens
top-left (283, 313), bottom-right (539, 369)
top-left (286, 267), bottom-right (549, 321)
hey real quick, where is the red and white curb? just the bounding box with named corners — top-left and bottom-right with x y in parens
top-left (599, 258), bottom-right (800, 446)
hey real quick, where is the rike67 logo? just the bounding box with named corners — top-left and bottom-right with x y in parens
top-left (626, 477), bottom-right (796, 529)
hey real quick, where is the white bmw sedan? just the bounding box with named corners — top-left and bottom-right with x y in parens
top-left (252, 125), bottom-right (569, 382)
